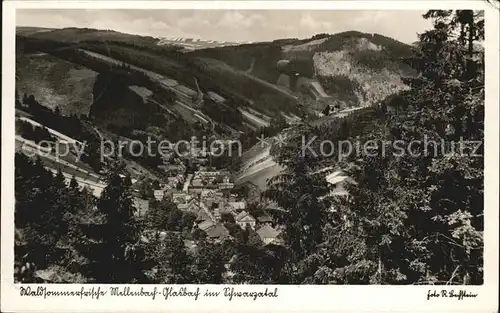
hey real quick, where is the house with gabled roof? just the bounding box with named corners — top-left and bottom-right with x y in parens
top-left (185, 198), bottom-right (201, 213)
top-left (172, 192), bottom-right (189, 204)
top-left (196, 208), bottom-right (212, 222)
top-left (228, 201), bottom-right (246, 211)
top-left (178, 198), bottom-right (198, 210)
top-left (207, 223), bottom-right (230, 241)
top-left (198, 219), bottom-right (215, 232)
top-left (318, 171), bottom-right (357, 211)
top-left (198, 202), bottom-right (215, 220)
top-left (256, 225), bottom-right (281, 245)
top-left (200, 189), bottom-right (218, 200)
top-left (235, 211), bottom-right (256, 230)
top-left (218, 176), bottom-right (234, 191)
top-left (325, 171), bottom-right (357, 197)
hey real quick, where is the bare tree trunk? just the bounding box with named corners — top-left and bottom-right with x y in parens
top-left (378, 253), bottom-right (382, 283)
top-left (468, 21), bottom-right (474, 58)
top-left (466, 15), bottom-right (475, 81)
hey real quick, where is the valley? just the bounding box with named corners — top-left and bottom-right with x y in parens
top-left (15, 26), bottom-right (416, 198)
top-left (12, 8), bottom-right (486, 289)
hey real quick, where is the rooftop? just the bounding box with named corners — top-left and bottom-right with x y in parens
top-left (235, 211), bottom-right (255, 222)
top-left (256, 224), bottom-right (281, 239)
top-left (198, 219), bottom-right (215, 232)
top-left (207, 223), bottom-right (230, 239)
top-left (256, 214), bottom-right (273, 223)
top-left (229, 201), bottom-right (246, 211)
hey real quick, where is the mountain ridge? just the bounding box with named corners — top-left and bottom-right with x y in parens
top-left (16, 27), bottom-right (414, 140)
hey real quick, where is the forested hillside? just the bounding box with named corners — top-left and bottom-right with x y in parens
top-left (191, 30), bottom-right (415, 108)
top-left (14, 10), bottom-right (484, 285)
top-left (265, 10), bottom-right (484, 284)
top-left (16, 26), bottom-right (415, 131)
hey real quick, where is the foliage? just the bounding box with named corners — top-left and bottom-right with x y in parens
top-left (14, 11), bottom-right (484, 285)
top-left (14, 153), bottom-right (96, 282)
top-left (19, 93), bottom-right (103, 172)
top-left (79, 171), bottom-right (149, 282)
top-left (142, 232), bottom-right (194, 283)
top-left (265, 10), bottom-right (484, 285)
top-left (17, 120), bottom-right (55, 143)
top-left (201, 96), bottom-right (243, 129)
top-left (350, 49), bottom-right (392, 70)
top-left (190, 42), bottom-right (283, 83)
top-left (282, 58), bottom-right (315, 78)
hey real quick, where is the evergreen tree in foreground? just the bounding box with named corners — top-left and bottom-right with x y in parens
top-left (334, 10), bottom-right (484, 284)
top-left (266, 10), bottom-right (484, 285)
top-left (84, 171), bottom-right (147, 282)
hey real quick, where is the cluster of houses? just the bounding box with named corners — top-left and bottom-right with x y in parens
top-left (175, 168), bottom-right (282, 245)
top-left (127, 135), bottom-right (290, 246)
top-left (134, 163), bottom-right (283, 246)
top-left (126, 141), bottom-right (357, 249)
top-left (131, 167), bottom-right (357, 251)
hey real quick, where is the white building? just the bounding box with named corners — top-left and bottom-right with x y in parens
top-left (153, 190), bottom-right (165, 201)
top-left (256, 225), bottom-right (281, 245)
top-left (235, 211), bottom-right (256, 230)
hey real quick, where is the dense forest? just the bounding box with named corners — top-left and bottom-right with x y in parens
top-left (14, 155), bottom-right (282, 283)
top-left (264, 10), bottom-right (484, 284)
top-left (15, 10), bottom-right (484, 284)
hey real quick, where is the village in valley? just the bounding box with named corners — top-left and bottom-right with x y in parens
top-left (131, 144), bottom-right (285, 248)
top-left (12, 8), bottom-right (486, 287)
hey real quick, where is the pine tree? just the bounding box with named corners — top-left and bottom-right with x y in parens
top-left (265, 141), bottom-right (332, 282)
top-left (328, 10), bottom-right (485, 284)
top-left (401, 10), bottom-right (484, 285)
top-left (192, 241), bottom-right (227, 283)
top-left (69, 175), bottom-right (80, 192)
top-left (14, 154), bottom-right (72, 280)
top-left (143, 232), bottom-right (194, 283)
top-left (85, 172), bottom-right (146, 282)
top-left (264, 10), bottom-right (484, 285)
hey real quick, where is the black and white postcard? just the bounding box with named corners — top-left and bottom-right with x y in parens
top-left (1, 1), bottom-right (499, 312)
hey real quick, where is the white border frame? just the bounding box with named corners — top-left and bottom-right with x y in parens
top-left (2, 1), bottom-right (499, 312)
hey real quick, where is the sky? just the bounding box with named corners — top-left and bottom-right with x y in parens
top-left (16, 9), bottom-right (433, 44)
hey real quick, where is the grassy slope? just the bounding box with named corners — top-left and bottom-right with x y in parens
top-left (15, 30), bottom-right (198, 182)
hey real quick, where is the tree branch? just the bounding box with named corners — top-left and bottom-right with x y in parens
top-left (446, 265), bottom-right (460, 285)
